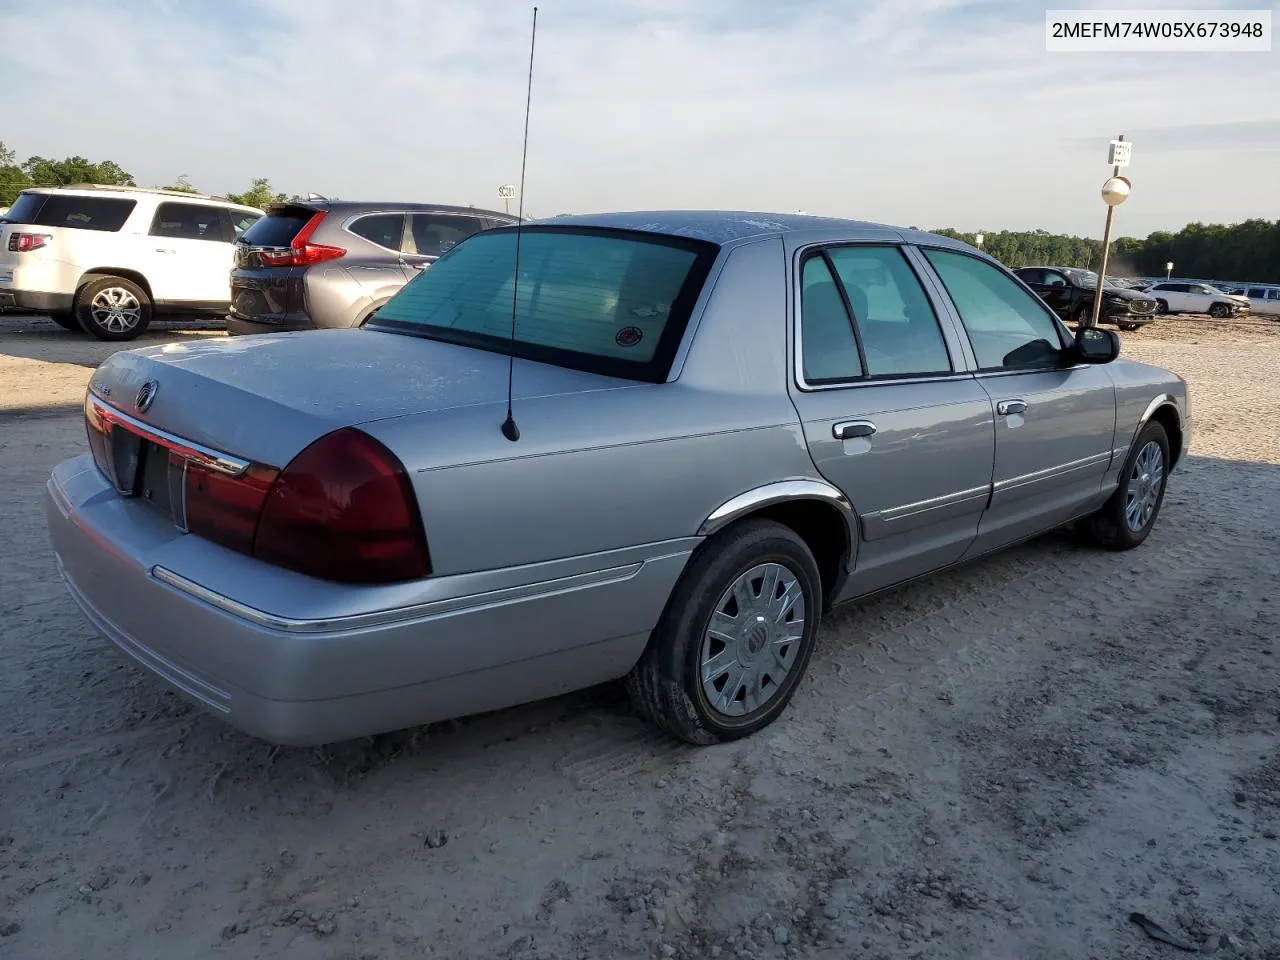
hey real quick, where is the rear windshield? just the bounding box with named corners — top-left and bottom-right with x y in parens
top-left (238, 207), bottom-right (317, 247)
top-left (3, 192), bottom-right (136, 231)
top-left (369, 226), bottom-right (720, 382)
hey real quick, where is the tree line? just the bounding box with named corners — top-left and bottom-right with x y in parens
top-left (3, 141), bottom-right (1276, 283)
top-left (0, 141), bottom-right (293, 210)
top-left (929, 221), bottom-right (1280, 284)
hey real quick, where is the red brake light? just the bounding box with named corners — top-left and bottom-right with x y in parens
top-left (252, 428), bottom-right (430, 584)
top-left (257, 211), bottom-right (345, 267)
top-left (185, 462), bottom-right (280, 554)
top-left (8, 232), bottom-right (51, 252)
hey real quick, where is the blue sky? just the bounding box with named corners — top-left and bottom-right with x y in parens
top-left (3, 0), bottom-right (1277, 238)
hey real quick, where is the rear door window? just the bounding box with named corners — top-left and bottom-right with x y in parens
top-left (6, 193), bottom-right (136, 232)
top-left (348, 213), bottom-right (406, 251)
top-left (405, 214), bottom-right (487, 257)
top-left (149, 202), bottom-right (231, 242)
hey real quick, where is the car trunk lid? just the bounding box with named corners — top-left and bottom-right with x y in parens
top-left (87, 328), bottom-right (636, 468)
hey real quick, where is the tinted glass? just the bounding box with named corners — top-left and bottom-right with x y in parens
top-left (371, 227), bottom-right (718, 382)
top-left (825, 246), bottom-right (951, 377)
top-left (1043, 271), bottom-right (1069, 287)
top-left (800, 255), bottom-right (862, 382)
top-left (150, 202), bottom-right (229, 242)
top-left (1016, 268), bottom-right (1045, 285)
top-left (8, 194), bottom-right (136, 231)
top-left (349, 213), bottom-right (405, 250)
top-left (406, 214), bottom-right (487, 257)
top-left (923, 248), bottom-right (1065, 370)
top-left (230, 211), bottom-right (262, 238)
top-left (239, 209), bottom-right (315, 247)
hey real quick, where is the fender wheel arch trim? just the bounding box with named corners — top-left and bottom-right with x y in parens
top-left (698, 478), bottom-right (859, 559)
top-left (1135, 393), bottom-right (1184, 461)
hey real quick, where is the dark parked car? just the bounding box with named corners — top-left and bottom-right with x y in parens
top-left (227, 200), bottom-right (517, 334)
top-left (1014, 266), bottom-right (1158, 331)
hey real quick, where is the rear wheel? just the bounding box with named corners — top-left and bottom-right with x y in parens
top-left (76, 276), bottom-right (153, 341)
top-left (1077, 420), bottom-right (1170, 551)
top-left (625, 519), bottom-right (822, 745)
top-left (1072, 303), bottom-right (1092, 327)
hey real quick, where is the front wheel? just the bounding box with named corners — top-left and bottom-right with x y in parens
top-left (1208, 302), bottom-right (1230, 319)
top-left (1077, 420), bottom-right (1170, 551)
top-left (76, 276), bottom-right (153, 342)
top-left (1155, 299), bottom-right (1169, 314)
top-left (1119, 322), bottom-right (1141, 332)
top-left (625, 519), bottom-right (822, 745)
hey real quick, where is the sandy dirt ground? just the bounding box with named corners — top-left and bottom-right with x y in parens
top-left (1, 313), bottom-right (1278, 960)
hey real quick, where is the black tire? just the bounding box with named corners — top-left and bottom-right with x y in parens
top-left (75, 276), bottom-right (153, 342)
top-left (1119, 322), bottom-right (1140, 332)
top-left (1077, 420), bottom-right (1171, 551)
top-left (1072, 303), bottom-right (1092, 327)
top-left (625, 519), bottom-right (823, 745)
top-left (49, 311), bottom-right (80, 332)
top-left (1208, 302), bottom-right (1229, 319)
top-left (1155, 299), bottom-right (1169, 314)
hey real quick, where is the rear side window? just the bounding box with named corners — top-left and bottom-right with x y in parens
top-left (371, 226), bottom-right (719, 383)
top-left (405, 214), bottom-right (487, 258)
top-left (239, 208), bottom-right (317, 247)
top-left (922, 248), bottom-right (1065, 370)
top-left (5, 193), bottom-right (136, 232)
top-left (229, 211), bottom-right (262, 238)
top-left (348, 213), bottom-right (405, 250)
top-left (149, 202), bottom-right (231, 242)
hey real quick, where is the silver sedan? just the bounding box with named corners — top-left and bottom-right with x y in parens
top-left (45, 211), bottom-right (1190, 746)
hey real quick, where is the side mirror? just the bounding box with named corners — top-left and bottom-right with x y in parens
top-left (1074, 325), bottom-right (1121, 364)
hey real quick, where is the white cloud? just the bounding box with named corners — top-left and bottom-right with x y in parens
top-left (3, 0), bottom-right (1276, 236)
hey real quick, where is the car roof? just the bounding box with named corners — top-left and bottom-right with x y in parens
top-left (276, 199), bottom-right (516, 220)
top-left (18, 184), bottom-right (263, 213)
top-left (533, 209), bottom-right (980, 250)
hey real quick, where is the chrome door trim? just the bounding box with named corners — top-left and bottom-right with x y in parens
top-left (860, 483), bottom-right (991, 540)
top-left (991, 450), bottom-right (1114, 493)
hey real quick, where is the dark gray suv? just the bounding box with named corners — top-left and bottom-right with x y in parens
top-left (226, 199), bottom-right (517, 334)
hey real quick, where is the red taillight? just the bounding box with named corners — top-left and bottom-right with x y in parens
top-left (184, 462), bottom-right (280, 554)
top-left (84, 393), bottom-right (110, 477)
top-left (252, 428), bottom-right (430, 584)
top-left (8, 232), bottom-right (51, 252)
top-left (256, 211), bottom-right (345, 267)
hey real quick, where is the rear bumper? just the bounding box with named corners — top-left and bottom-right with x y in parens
top-left (226, 313), bottom-right (315, 336)
top-left (0, 288), bottom-right (75, 314)
top-left (46, 455), bottom-right (691, 745)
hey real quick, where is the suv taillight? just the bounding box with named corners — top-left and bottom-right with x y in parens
top-left (257, 211), bottom-right (346, 267)
top-left (252, 428), bottom-right (430, 583)
top-left (8, 232), bottom-right (51, 252)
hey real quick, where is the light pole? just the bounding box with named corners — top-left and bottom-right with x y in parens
top-left (1165, 261), bottom-right (1174, 280)
top-left (1087, 135), bottom-right (1133, 329)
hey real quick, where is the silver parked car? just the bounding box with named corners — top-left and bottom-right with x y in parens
top-left (225, 199), bottom-right (517, 334)
top-left (46, 211), bottom-right (1190, 747)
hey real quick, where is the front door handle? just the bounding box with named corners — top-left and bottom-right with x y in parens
top-left (997, 399), bottom-right (1027, 416)
top-left (833, 420), bottom-right (877, 440)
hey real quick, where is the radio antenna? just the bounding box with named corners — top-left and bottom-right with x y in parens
top-left (501, 5), bottom-right (538, 443)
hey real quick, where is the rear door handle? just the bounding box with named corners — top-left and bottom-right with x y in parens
top-left (833, 420), bottom-right (877, 440)
top-left (997, 399), bottom-right (1027, 416)
top-left (155, 248), bottom-right (176, 254)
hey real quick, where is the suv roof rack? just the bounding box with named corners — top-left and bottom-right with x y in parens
top-left (42, 183), bottom-right (249, 205)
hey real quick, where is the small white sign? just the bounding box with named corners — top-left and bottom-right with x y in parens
top-left (1108, 140), bottom-right (1132, 167)
top-left (1166, 261), bottom-right (1174, 271)
top-left (497, 184), bottom-right (517, 200)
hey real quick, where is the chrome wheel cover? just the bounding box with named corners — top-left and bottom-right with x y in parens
top-left (699, 562), bottom-right (806, 718)
top-left (1125, 440), bottom-right (1164, 532)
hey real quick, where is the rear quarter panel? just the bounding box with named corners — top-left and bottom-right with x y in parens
top-left (359, 236), bottom-right (822, 575)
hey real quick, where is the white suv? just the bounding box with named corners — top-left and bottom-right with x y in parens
top-left (0, 185), bottom-right (263, 341)
top-left (1142, 280), bottom-right (1250, 319)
